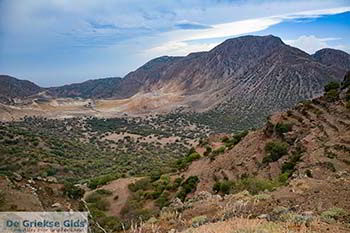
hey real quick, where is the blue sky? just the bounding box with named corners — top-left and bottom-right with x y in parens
top-left (0, 0), bottom-right (349, 87)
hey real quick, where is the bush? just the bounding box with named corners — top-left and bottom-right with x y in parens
top-left (176, 152), bottom-right (201, 170)
top-left (223, 131), bottom-right (248, 149)
top-left (176, 176), bottom-right (199, 201)
top-left (281, 152), bottom-right (302, 173)
top-left (188, 147), bottom-right (196, 155)
top-left (212, 146), bottom-right (225, 156)
top-left (212, 180), bottom-right (233, 194)
top-left (173, 177), bottom-right (184, 189)
top-left (324, 82), bottom-right (340, 92)
top-left (212, 182), bottom-right (221, 193)
top-left (88, 174), bottom-right (118, 189)
top-left (150, 170), bottom-right (161, 182)
top-left (85, 192), bottom-right (101, 203)
top-left (63, 182), bottom-right (85, 200)
top-left (191, 215), bottom-right (208, 228)
top-left (275, 122), bottom-right (293, 135)
top-left (321, 207), bottom-right (347, 223)
top-left (185, 152), bottom-right (201, 163)
top-left (325, 89), bottom-right (339, 102)
top-left (232, 130), bottom-right (248, 143)
top-left (94, 199), bottom-right (109, 211)
top-left (95, 189), bottom-right (113, 196)
top-left (278, 172), bottom-right (291, 185)
top-left (99, 216), bottom-right (122, 232)
top-left (231, 177), bottom-right (281, 195)
top-left (155, 191), bottom-right (170, 209)
top-left (128, 178), bottom-right (151, 192)
top-left (263, 140), bottom-right (289, 163)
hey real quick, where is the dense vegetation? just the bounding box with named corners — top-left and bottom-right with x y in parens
top-left (0, 116), bottom-right (198, 185)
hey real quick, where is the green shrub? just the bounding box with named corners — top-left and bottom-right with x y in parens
top-left (275, 122), bottom-right (293, 135)
top-left (212, 146), bottom-right (225, 155)
top-left (185, 152), bottom-right (201, 163)
top-left (99, 216), bottom-right (122, 232)
top-left (321, 207), bottom-right (347, 222)
top-left (263, 140), bottom-right (289, 163)
top-left (88, 174), bottom-right (118, 189)
top-left (128, 178), bottom-right (151, 192)
top-left (212, 180), bottom-right (233, 194)
top-left (325, 89), bottom-right (339, 102)
top-left (221, 136), bottom-right (229, 143)
top-left (94, 199), bottom-right (109, 211)
top-left (187, 147), bottom-right (196, 156)
top-left (95, 189), bottom-right (113, 196)
top-left (63, 182), bottom-right (85, 200)
top-left (176, 176), bottom-right (199, 201)
top-left (281, 152), bottom-right (302, 173)
top-left (212, 182), bottom-right (221, 193)
top-left (150, 170), bottom-right (161, 182)
top-left (278, 172), bottom-right (291, 185)
top-left (176, 152), bottom-right (201, 170)
top-left (89, 206), bottom-right (106, 218)
top-left (232, 130), bottom-right (248, 143)
top-left (191, 215), bottom-right (208, 227)
top-left (223, 131), bottom-right (248, 149)
top-left (173, 177), bottom-right (184, 189)
top-left (85, 192), bottom-right (101, 203)
top-left (324, 82), bottom-right (340, 92)
top-left (155, 191), bottom-right (170, 209)
top-left (231, 177), bottom-right (281, 195)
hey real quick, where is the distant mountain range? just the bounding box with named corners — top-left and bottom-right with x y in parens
top-left (1, 35), bottom-right (349, 128)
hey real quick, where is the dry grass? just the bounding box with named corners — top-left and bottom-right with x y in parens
top-left (128, 216), bottom-right (349, 233)
top-left (181, 218), bottom-right (346, 233)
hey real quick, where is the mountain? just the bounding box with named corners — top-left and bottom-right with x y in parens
top-left (48, 56), bottom-right (183, 99)
top-left (48, 77), bottom-right (123, 99)
top-left (312, 48), bottom-right (350, 72)
top-left (0, 75), bottom-right (42, 104)
top-left (1, 35), bottom-right (350, 130)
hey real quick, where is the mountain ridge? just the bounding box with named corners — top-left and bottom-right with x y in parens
top-left (1, 35), bottom-right (349, 129)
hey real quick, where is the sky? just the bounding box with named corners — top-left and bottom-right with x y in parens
top-left (0, 0), bottom-right (349, 87)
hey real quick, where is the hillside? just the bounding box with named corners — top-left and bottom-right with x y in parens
top-left (313, 48), bottom-right (350, 72)
top-left (48, 77), bottom-right (123, 99)
top-left (0, 72), bottom-right (350, 232)
top-left (0, 75), bottom-right (42, 104)
top-left (100, 71), bottom-right (350, 232)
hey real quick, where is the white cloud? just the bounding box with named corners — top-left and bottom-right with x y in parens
top-left (146, 41), bottom-right (219, 57)
top-left (284, 35), bottom-right (350, 54)
top-left (145, 6), bottom-right (350, 56)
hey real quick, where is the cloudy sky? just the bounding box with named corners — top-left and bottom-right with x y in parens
top-left (0, 0), bottom-right (349, 87)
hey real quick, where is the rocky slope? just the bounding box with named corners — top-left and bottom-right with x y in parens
top-left (312, 48), bottom-right (350, 72)
top-left (75, 72), bottom-right (350, 233)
